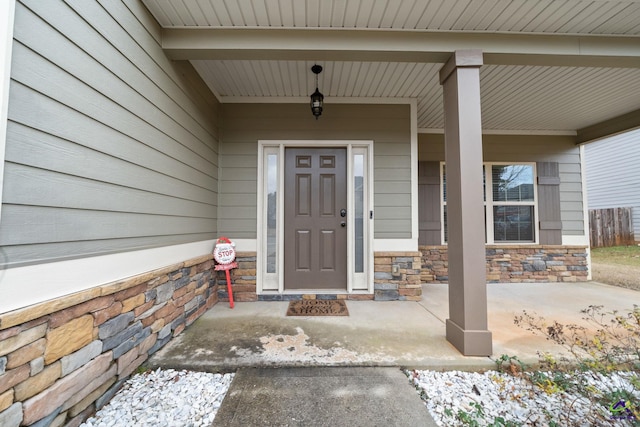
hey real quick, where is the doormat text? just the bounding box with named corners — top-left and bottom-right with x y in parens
top-left (286, 300), bottom-right (349, 316)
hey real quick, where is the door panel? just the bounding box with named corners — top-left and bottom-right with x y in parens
top-left (296, 175), bottom-right (311, 216)
top-left (284, 148), bottom-right (347, 290)
top-left (295, 230), bottom-right (311, 270)
top-left (320, 230), bottom-right (336, 270)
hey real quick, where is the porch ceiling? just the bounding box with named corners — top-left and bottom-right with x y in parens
top-left (142, 0), bottom-right (640, 136)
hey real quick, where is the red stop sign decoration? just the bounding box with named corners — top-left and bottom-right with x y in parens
top-left (214, 237), bottom-right (237, 308)
top-left (213, 242), bottom-right (236, 265)
top-left (213, 236), bottom-right (237, 270)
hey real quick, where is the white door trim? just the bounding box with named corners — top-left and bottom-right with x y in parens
top-left (257, 140), bottom-right (374, 294)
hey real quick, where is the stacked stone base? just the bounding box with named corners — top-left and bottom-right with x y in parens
top-left (0, 255), bottom-right (218, 427)
top-left (217, 252), bottom-right (423, 302)
top-left (373, 252), bottom-right (423, 301)
top-left (217, 252), bottom-right (258, 302)
top-left (420, 245), bottom-right (589, 283)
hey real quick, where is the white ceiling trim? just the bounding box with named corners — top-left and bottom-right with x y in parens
top-left (418, 128), bottom-right (578, 136)
top-left (481, 129), bottom-right (578, 136)
top-left (220, 96), bottom-right (416, 104)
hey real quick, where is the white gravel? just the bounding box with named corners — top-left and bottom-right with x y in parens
top-left (408, 369), bottom-right (639, 426)
top-left (80, 369), bottom-right (234, 427)
top-left (78, 367), bottom-right (638, 427)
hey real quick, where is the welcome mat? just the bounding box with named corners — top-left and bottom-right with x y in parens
top-left (286, 300), bottom-right (349, 316)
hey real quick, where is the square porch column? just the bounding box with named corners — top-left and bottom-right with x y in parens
top-left (439, 50), bottom-right (492, 356)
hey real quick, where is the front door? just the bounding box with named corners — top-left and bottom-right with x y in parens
top-left (284, 148), bottom-right (347, 290)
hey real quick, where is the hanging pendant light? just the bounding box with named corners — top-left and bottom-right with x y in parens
top-left (310, 64), bottom-right (324, 119)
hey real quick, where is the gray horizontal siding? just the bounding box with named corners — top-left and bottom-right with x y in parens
top-left (585, 128), bottom-right (640, 237)
top-left (1, 206), bottom-right (215, 245)
top-left (220, 103), bottom-right (411, 239)
top-left (6, 122), bottom-right (217, 203)
top-left (4, 235), bottom-right (213, 267)
top-left (1, 1), bottom-right (220, 268)
top-left (3, 163), bottom-right (217, 218)
top-left (419, 134), bottom-right (585, 236)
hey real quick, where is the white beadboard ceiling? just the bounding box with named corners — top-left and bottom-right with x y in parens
top-left (143, 0), bottom-right (640, 132)
top-left (143, 0), bottom-right (640, 34)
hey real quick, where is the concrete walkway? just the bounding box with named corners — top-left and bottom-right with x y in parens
top-left (147, 281), bottom-right (638, 426)
top-left (212, 367), bottom-right (437, 426)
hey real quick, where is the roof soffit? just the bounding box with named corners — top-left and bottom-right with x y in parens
top-left (140, 1), bottom-right (640, 133)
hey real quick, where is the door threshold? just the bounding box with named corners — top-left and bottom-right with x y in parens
top-left (281, 290), bottom-right (348, 294)
top-left (256, 290), bottom-right (373, 301)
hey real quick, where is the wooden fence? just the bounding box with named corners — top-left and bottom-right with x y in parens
top-left (589, 207), bottom-right (635, 248)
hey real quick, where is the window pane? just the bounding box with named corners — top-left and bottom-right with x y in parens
top-left (442, 165), bottom-right (446, 202)
top-left (443, 204), bottom-right (447, 243)
top-left (483, 165), bottom-right (486, 202)
top-left (492, 165), bottom-right (534, 202)
top-left (493, 206), bottom-right (534, 242)
top-left (266, 154), bottom-right (277, 273)
top-left (354, 154), bottom-right (364, 273)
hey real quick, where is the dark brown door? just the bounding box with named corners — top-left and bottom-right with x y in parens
top-left (284, 148), bottom-right (347, 290)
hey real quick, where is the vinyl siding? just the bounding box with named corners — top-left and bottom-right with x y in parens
top-left (418, 134), bottom-right (585, 237)
top-left (0, 0), bottom-right (220, 268)
top-left (585, 128), bottom-right (640, 238)
top-left (220, 103), bottom-right (411, 239)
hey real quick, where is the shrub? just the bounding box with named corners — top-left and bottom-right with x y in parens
top-left (514, 304), bottom-right (640, 372)
top-left (513, 305), bottom-right (639, 426)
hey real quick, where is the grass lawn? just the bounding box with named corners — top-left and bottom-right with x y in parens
top-left (591, 245), bottom-right (640, 267)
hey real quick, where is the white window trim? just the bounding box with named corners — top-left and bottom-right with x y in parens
top-left (256, 140), bottom-right (374, 294)
top-left (258, 146), bottom-right (280, 291)
top-left (441, 161), bottom-right (539, 245)
top-left (350, 146), bottom-right (372, 291)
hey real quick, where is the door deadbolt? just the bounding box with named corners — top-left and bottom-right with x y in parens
top-left (340, 209), bottom-right (347, 217)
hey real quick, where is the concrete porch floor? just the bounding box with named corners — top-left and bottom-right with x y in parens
top-left (148, 281), bottom-right (639, 371)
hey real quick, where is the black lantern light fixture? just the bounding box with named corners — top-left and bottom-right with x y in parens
top-left (310, 64), bottom-right (324, 119)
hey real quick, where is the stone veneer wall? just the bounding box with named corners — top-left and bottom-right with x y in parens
top-left (217, 252), bottom-right (258, 302)
top-left (420, 245), bottom-right (589, 283)
top-left (0, 255), bottom-right (217, 427)
top-left (373, 252), bottom-right (422, 301)
top-left (217, 251), bottom-right (422, 301)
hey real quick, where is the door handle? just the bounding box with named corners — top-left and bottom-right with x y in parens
top-left (340, 222), bottom-right (346, 227)
top-left (340, 209), bottom-right (347, 217)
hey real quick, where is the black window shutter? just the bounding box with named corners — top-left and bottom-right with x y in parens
top-left (537, 162), bottom-right (563, 245)
top-left (418, 161), bottom-right (442, 245)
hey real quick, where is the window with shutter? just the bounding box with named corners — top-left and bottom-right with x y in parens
top-left (419, 160), bottom-right (564, 245)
